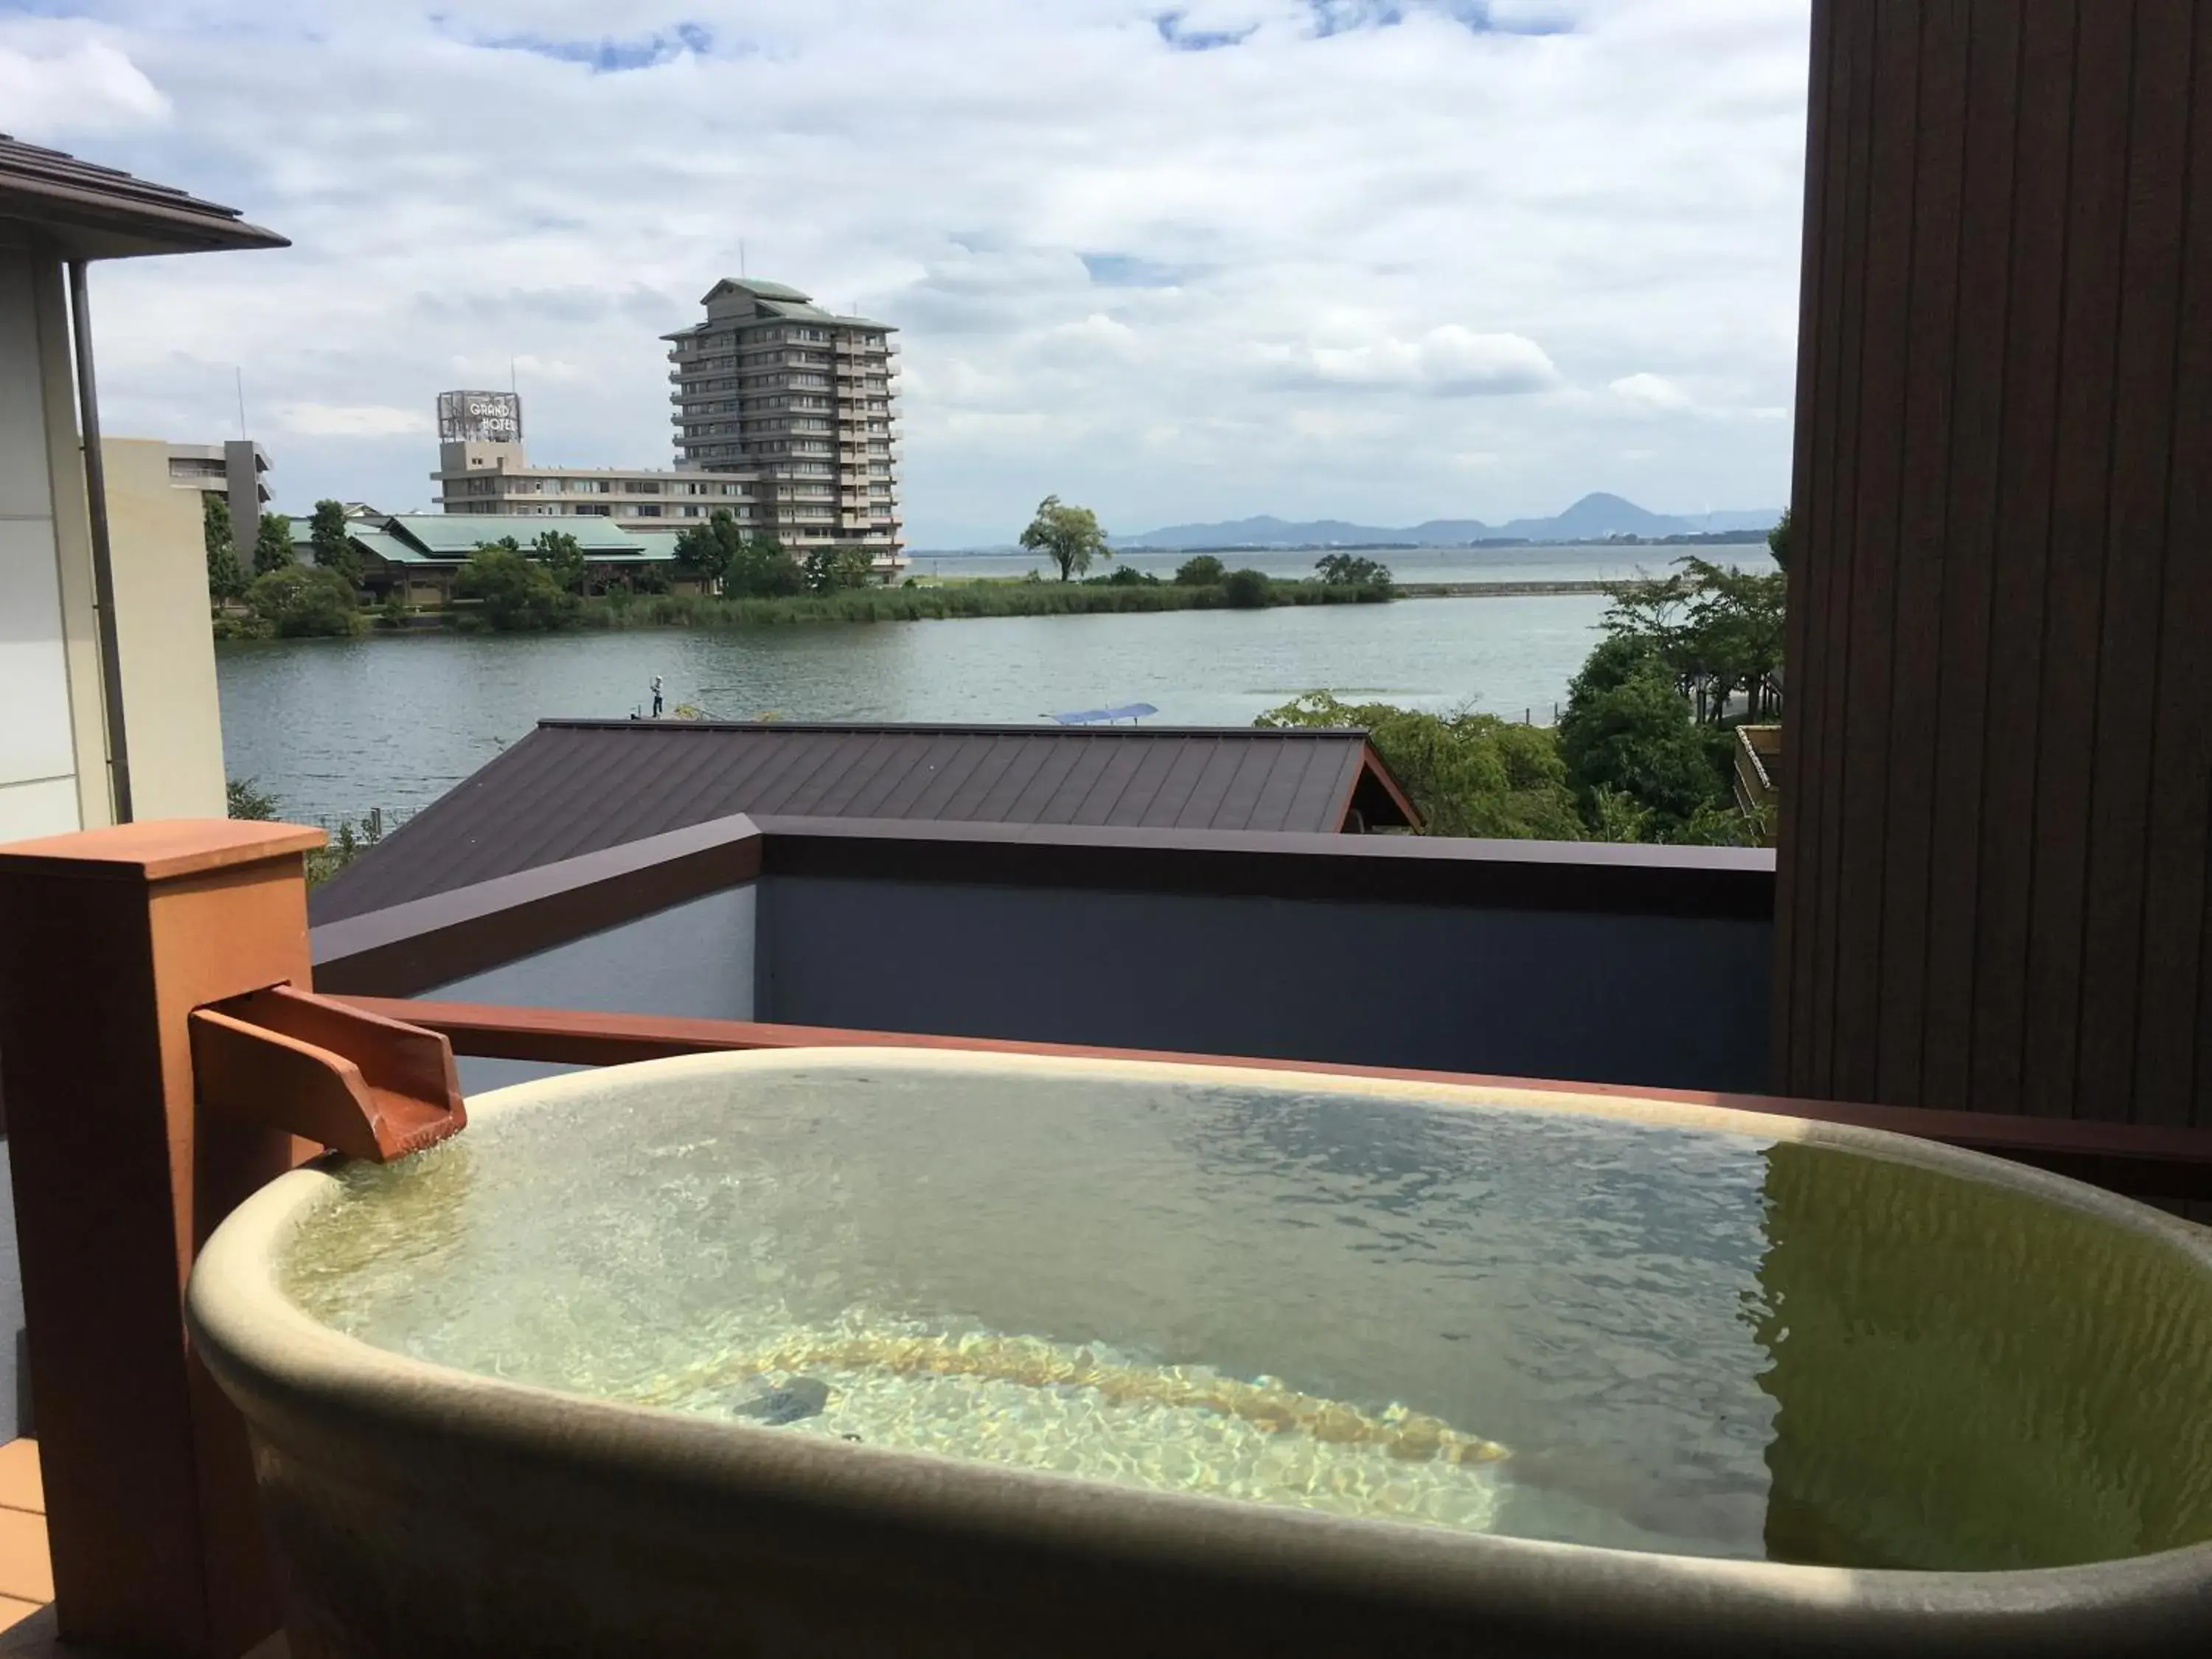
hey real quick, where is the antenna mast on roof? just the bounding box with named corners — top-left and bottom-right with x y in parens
top-left (234, 368), bottom-right (246, 440)
top-left (740, 240), bottom-right (747, 279)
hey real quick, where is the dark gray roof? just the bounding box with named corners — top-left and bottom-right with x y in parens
top-left (310, 720), bottom-right (1417, 922)
top-left (0, 134), bottom-right (287, 260)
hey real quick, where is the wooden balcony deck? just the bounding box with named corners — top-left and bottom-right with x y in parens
top-left (0, 1440), bottom-right (288, 1656)
top-left (0, 1441), bottom-right (51, 1646)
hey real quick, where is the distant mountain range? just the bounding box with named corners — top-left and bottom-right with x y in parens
top-left (1111, 494), bottom-right (1782, 551)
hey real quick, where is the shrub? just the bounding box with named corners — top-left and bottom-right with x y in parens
top-left (1257, 693), bottom-right (1582, 841)
top-left (456, 546), bottom-right (581, 631)
top-left (1175, 554), bottom-right (1225, 586)
top-left (728, 536), bottom-right (806, 598)
top-left (246, 565), bottom-right (360, 637)
top-left (226, 777), bottom-right (279, 820)
top-left (801, 545), bottom-right (874, 593)
top-left (1222, 568), bottom-right (1270, 608)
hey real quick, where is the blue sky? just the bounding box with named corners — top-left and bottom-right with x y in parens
top-left (1, 1), bottom-right (1809, 546)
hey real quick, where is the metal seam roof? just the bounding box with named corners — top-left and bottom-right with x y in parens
top-left (0, 133), bottom-right (287, 257)
top-left (310, 723), bottom-right (1414, 923)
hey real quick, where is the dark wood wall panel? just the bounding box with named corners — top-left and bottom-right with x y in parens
top-left (1919, 1), bottom-right (2020, 1112)
top-left (1874, 0), bottom-right (1970, 1105)
top-left (2021, 1), bottom-right (2132, 1121)
top-left (1776, 1), bottom-right (2212, 1133)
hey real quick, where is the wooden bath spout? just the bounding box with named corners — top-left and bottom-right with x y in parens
top-left (192, 984), bottom-right (466, 1161)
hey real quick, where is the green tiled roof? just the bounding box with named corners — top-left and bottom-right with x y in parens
top-left (291, 513), bottom-right (684, 566)
top-left (355, 529), bottom-right (429, 566)
top-left (701, 276), bottom-right (813, 304)
top-left (389, 515), bottom-right (649, 555)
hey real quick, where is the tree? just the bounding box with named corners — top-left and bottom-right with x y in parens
top-left (1019, 495), bottom-right (1110, 581)
top-left (674, 510), bottom-right (742, 591)
top-left (529, 529), bottom-right (588, 594)
top-left (801, 545), bottom-right (874, 593)
top-left (456, 544), bottom-right (580, 630)
top-left (728, 532), bottom-right (804, 598)
top-left (1257, 693), bottom-right (1582, 841)
top-left (246, 565), bottom-right (360, 637)
top-left (309, 499), bottom-right (359, 585)
top-left (1674, 555), bottom-right (1785, 722)
top-left (1175, 554), bottom-right (1225, 586)
top-left (204, 493), bottom-right (246, 602)
top-left (1598, 554), bottom-right (1784, 725)
top-left (252, 511), bottom-right (297, 576)
top-left (204, 490), bottom-right (232, 560)
top-left (674, 512), bottom-right (804, 597)
top-left (1557, 658), bottom-right (1732, 841)
top-left (1767, 507), bottom-right (1792, 571)
top-left (1315, 553), bottom-right (1394, 594)
top-left (1222, 567), bottom-right (1270, 609)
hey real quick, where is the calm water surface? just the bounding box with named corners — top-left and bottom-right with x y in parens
top-left (218, 546), bottom-right (1774, 824)
top-left (282, 1055), bottom-right (2212, 1569)
top-left (286, 1062), bottom-right (1784, 1559)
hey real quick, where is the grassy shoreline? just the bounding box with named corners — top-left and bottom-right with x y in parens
top-left (216, 577), bottom-right (1396, 639)
top-left (579, 578), bottom-right (1391, 627)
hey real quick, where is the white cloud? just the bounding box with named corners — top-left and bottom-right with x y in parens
top-left (276, 403), bottom-right (433, 437)
top-left (54, 0), bottom-right (1809, 544)
top-left (0, 24), bottom-right (170, 137)
top-left (449, 353), bottom-right (586, 385)
top-left (1610, 372), bottom-right (1697, 412)
top-left (1293, 327), bottom-right (1562, 397)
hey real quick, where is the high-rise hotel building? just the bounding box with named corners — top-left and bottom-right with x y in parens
top-left (662, 278), bottom-right (901, 560)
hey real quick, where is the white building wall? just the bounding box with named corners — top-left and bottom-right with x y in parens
top-left (103, 437), bottom-right (228, 818)
top-left (0, 247), bottom-right (83, 842)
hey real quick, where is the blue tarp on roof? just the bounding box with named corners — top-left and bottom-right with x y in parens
top-left (1048, 704), bottom-right (1158, 726)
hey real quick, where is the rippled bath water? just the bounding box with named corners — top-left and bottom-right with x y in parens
top-left (277, 1060), bottom-right (2212, 1568)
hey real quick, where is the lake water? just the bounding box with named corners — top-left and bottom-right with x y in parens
top-left (911, 543), bottom-right (1764, 584)
top-left (215, 544), bottom-right (1777, 825)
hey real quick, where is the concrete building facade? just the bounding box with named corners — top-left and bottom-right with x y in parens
top-left (99, 438), bottom-right (229, 818)
top-left (431, 437), bottom-right (757, 531)
top-left (165, 439), bottom-right (269, 526)
top-left (663, 278), bottom-right (902, 561)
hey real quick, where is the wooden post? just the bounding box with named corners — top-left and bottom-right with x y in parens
top-left (0, 820), bottom-right (322, 1658)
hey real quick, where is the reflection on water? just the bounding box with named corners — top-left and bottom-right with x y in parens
top-left (279, 1064), bottom-right (2212, 1568)
top-left (1750, 1141), bottom-right (2212, 1570)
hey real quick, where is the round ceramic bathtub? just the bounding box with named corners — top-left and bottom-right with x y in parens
top-left (187, 1048), bottom-right (2212, 1657)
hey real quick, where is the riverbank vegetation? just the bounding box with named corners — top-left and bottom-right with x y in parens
top-left (226, 776), bottom-right (388, 885)
top-left (209, 504), bottom-right (1394, 638)
top-left (576, 569), bottom-right (1388, 627)
top-left (1260, 554), bottom-right (1784, 846)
